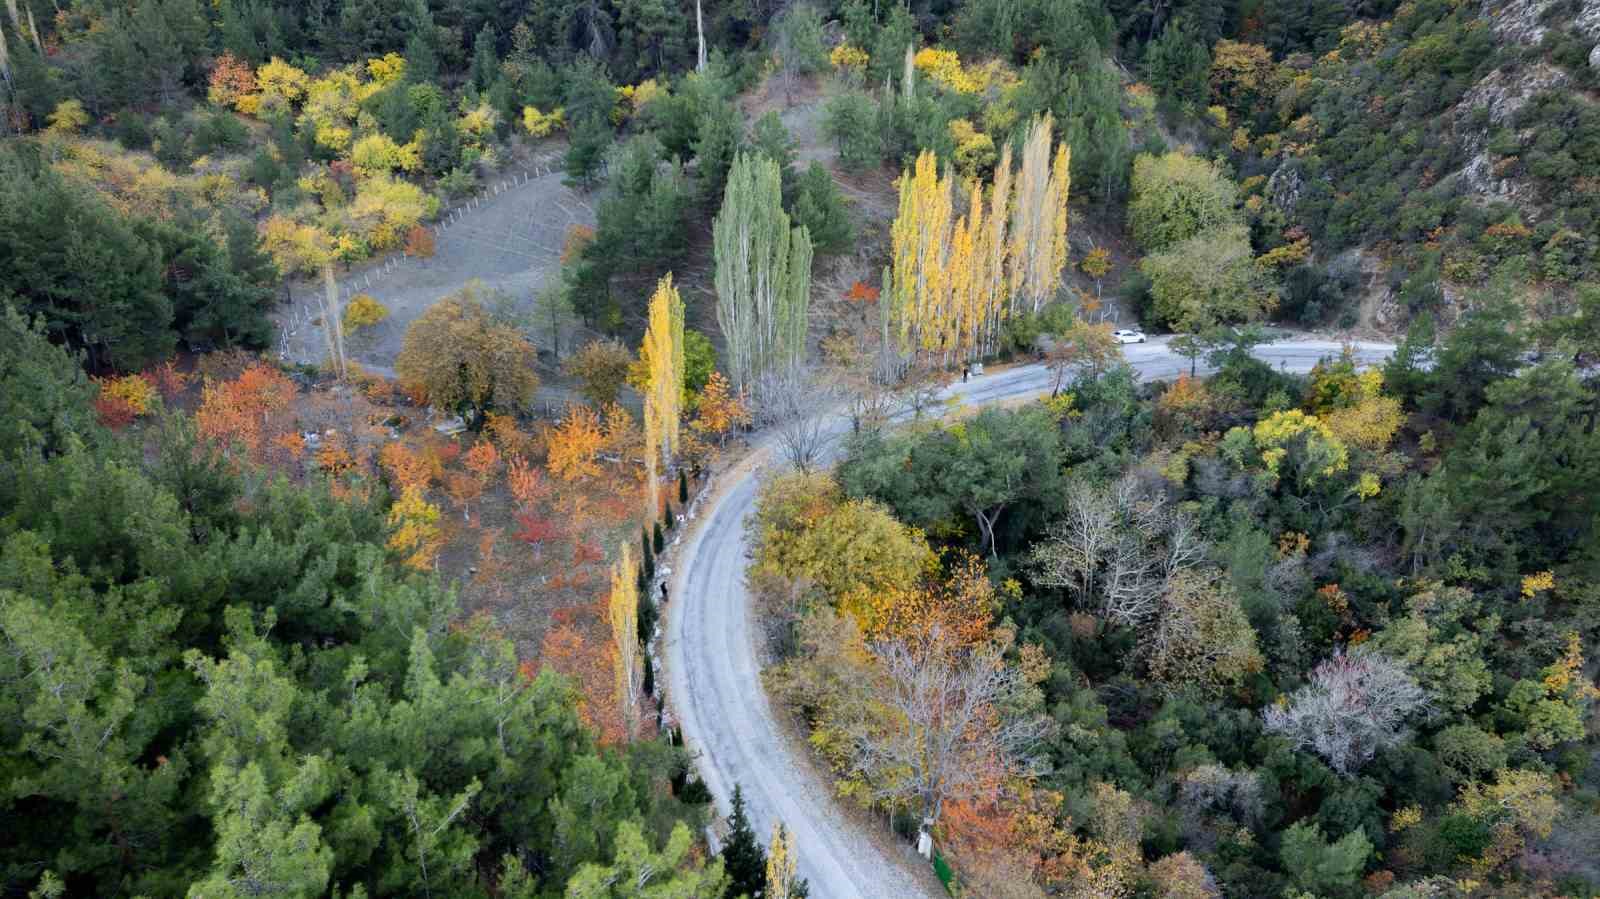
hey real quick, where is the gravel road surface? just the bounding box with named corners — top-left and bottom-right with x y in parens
top-left (663, 337), bottom-right (1395, 899)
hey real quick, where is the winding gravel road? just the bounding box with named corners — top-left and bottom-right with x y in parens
top-left (664, 337), bottom-right (1395, 899)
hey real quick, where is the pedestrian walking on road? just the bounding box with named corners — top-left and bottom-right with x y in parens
top-left (660, 582), bottom-right (669, 604)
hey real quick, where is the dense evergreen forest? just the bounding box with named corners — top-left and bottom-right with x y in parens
top-left (3, 0), bottom-right (1599, 894)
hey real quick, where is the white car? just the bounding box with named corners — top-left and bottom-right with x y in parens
top-left (1112, 329), bottom-right (1147, 344)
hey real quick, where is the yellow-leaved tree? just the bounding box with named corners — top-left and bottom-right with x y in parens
top-left (608, 543), bottom-right (640, 741)
top-left (766, 823), bottom-right (801, 899)
top-left (640, 274), bottom-right (685, 517)
top-left (889, 150), bottom-right (955, 359)
top-left (1008, 113), bottom-right (1072, 315)
top-left (888, 114), bottom-right (1070, 366)
top-left (387, 486), bottom-right (442, 571)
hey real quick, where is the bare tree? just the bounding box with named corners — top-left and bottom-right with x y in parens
top-left (1031, 481), bottom-right (1116, 601)
top-left (1264, 649), bottom-right (1430, 776)
top-left (848, 633), bottom-right (1053, 826)
top-left (754, 366), bottom-right (835, 473)
top-left (896, 366), bottom-right (948, 419)
top-left (1029, 475), bottom-right (1205, 627)
top-left (822, 331), bottom-right (900, 434)
top-left (772, 4), bottom-right (825, 106)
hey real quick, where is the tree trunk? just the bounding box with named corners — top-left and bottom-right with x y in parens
top-left (695, 0), bottom-right (707, 72)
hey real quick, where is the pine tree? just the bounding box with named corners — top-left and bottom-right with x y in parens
top-left (470, 24), bottom-right (499, 93)
top-left (637, 585), bottom-right (657, 646)
top-left (721, 785), bottom-right (766, 898)
top-left (714, 153), bottom-right (814, 389)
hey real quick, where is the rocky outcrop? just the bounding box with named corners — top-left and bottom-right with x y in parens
top-left (1578, 0), bottom-right (1600, 41)
top-left (1266, 163), bottom-right (1304, 214)
top-left (1448, 63), bottom-right (1569, 205)
top-left (1485, 0), bottom-right (1600, 63)
top-left (1483, 0), bottom-right (1560, 46)
top-left (1456, 62), bottom-right (1570, 132)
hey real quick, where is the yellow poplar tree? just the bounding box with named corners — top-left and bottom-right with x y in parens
top-left (640, 274), bottom-right (686, 517)
top-left (766, 823), bottom-right (800, 899)
top-left (1008, 114), bottom-right (1072, 314)
top-left (890, 151), bottom-right (954, 358)
top-left (888, 125), bottom-right (1073, 367)
top-left (609, 543), bottom-right (641, 741)
top-left (980, 140), bottom-right (1013, 355)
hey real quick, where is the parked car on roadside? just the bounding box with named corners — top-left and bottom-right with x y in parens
top-left (1112, 329), bottom-right (1147, 344)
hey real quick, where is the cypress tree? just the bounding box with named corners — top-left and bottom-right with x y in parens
top-left (637, 588), bottom-right (656, 645)
top-left (721, 785), bottom-right (766, 899)
top-left (641, 529), bottom-right (655, 579)
top-left (679, 469), bottom-right (689, 503)
top-left (652, 521), bottom-right (665, 554)
top-left (662, 498), bottom-right (674, 530)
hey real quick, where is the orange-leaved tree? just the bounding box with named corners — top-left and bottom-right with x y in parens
top-left (874, 549), bottom-right (998, 648)
top-left (546, 404), bottom-right (605, 481)
top-left (463, 440), bottom-right (501, 485)
top-left (538, 623), bottom-right (624, 745)
top-left (207, 51), bottom-right (259, 112)
top-left (195, 363), bottom-right (298, 465)
top-left (403, 224), bottom-right (435, 259)
top-left (506, 454), bottom-right (551, 508)
top-left (690, 370), bottom-right (750, 448)
top-left (379, 441), bottom-right (436, 493)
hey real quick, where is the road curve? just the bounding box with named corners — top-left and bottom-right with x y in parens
top-left (663, 337), bottom-right (1395, 899)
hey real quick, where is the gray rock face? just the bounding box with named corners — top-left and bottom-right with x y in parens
top-left (1578, 0), bottom-right (1600, 41)
top-left (1267, 163), bottom-right (1305, 214)
top-left (1449, 62), bottom-right (1569, 204)
top-left (1457, 63), bottom-right (1570, 132)
top-left (1486, 0), bottom-right (1600, 46)
top-left (1484, 0), bottom-right (1559, 45)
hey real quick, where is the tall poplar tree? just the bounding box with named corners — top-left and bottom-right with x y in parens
top-left (888, 118), bottom-right (1072, 366)
top-left (714, 152), bottom-right (814, 390)
top-left (609, 543), bottom-right (641, 741)
top-left (889, 150), bottom-right (954, 359)
top-left (1008, 113), bottom-right (1072, 315)
top-left (641, 274), bottom-right (685, 517)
